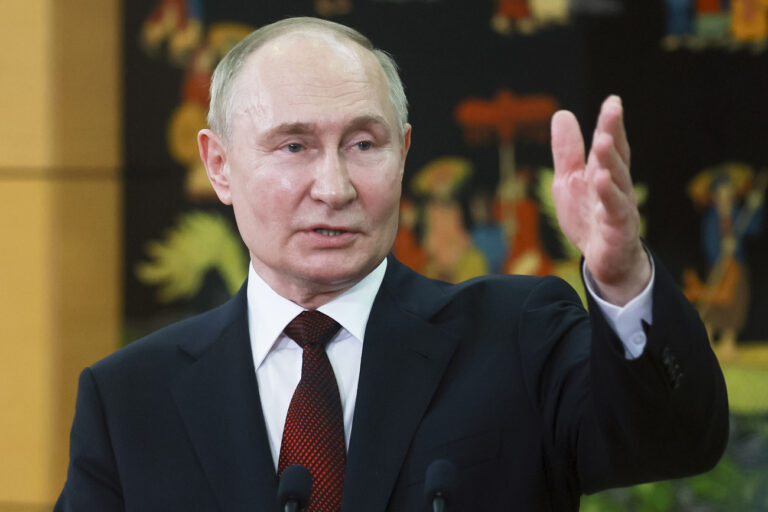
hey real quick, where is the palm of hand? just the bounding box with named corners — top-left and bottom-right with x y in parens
top-left (551, 96), bottom-right (649, 304)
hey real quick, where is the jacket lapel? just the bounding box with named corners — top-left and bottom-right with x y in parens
top-left (343, 257), bottom-right (462, 512)
top-left (170, 286), bottom-right (280, 512)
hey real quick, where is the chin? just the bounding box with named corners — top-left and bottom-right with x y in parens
top-left (301, 266), bottom-right (365, 288)
top-left (298, 257), bottom-right (378, 289)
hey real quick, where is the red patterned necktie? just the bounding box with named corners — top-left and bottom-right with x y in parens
top-left (278, 310), bottom-right (346, 511)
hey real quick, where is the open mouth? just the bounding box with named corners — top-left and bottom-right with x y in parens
top-left (313, 228), bottom-right (346, 237)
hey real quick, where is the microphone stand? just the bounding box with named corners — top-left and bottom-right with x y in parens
top-left (432, 494), bottom-right (446, 512)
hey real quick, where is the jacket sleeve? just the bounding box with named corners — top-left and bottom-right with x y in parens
top-left (55, 367), bottom-right (125, 512)
top-left (518, 252), bottom-right (729, 495)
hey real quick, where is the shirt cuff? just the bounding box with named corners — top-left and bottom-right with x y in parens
top-left (582, 252), bottom-right (655, 360)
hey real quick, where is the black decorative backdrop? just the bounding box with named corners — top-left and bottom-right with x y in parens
top-left (124, 1), bottom-right (768, 508)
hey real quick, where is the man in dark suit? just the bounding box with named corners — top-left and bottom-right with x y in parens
top-left (56, 17), bottom-right (728, 511)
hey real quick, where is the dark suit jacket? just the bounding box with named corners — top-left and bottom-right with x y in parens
top-left (56, 254), bottom-right (728, 511)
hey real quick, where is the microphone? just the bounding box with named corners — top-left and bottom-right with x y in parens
top-left (424, 459), bottom-right (457, 512)
top-left (278, 464), bottom-right (312, 512)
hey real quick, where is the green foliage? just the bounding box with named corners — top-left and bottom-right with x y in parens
top-left (581, 492), bottom-right (624, 512)
top-left (580, 452), bottom-right (768, 512)
top-left (629, 481), bottom-right (675, 512)
top-left (721, 365), bottom-right (768, 414)
top-left (686, 456), bottom-right (747, 506)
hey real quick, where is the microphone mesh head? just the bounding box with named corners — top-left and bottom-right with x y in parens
top-left (424, 459), bottom-right (458, 502)
top-left (278, 464), bottom-right (313, 508)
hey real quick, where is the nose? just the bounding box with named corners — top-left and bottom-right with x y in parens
top-left (309, 150), bottom-right (357, 209)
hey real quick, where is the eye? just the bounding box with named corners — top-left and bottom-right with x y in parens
top-left (355, 140), bottom-right (372, 151)
top-left (284, 143), bottom-right (304, 153)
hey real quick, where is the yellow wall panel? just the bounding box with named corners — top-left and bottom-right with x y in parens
top-left (49, 176), bottom-right (122, 494)
top-left (0, 180), bottom-right (53, 501)
top-left (0, 0), bottom-right (121, 505)
top-left (0, 0), bottom-right (52, 167)
top-left (52, 0), bottom-right (122, 168)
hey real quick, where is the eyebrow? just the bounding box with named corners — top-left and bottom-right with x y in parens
top-left (262, 115), bottom-right (392, 139)
top-left (264, 122), bottom-right (315, 138)
top-left (345, 115), bottom-right (390, 133)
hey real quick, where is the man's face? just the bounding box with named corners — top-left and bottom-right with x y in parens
top-left (204, 31), bottom-right (411, 304)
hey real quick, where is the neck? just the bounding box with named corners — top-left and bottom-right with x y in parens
top-left (250, 265), bottom-right (360, 310)
top-left (287, 288), bottom-right (348, 310)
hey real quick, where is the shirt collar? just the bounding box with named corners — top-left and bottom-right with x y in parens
top-left (247, 258), bottom-right (388, 370)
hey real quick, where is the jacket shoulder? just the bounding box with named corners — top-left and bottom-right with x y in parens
top-left (91, 287), bottom-right (246, 377)
top-left (384, 255), bottom-right (581, 320)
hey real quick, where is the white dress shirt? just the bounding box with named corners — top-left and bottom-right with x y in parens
top-left (247, 257), bottom-right (654, 469)
top-left (247, 260), bottom-right (387, 469)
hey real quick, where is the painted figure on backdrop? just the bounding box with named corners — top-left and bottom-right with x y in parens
top-left (491, 0), bottom-right (569, 35)
top-left (411, 157), bottom-right (488, 282)
top-left (684, 164), bottom-right (767, 359)
top-left (496, 168), bottom-right (555, 276)
top-left (695, 0), bottom-right (731, 40)
top-left (491, 0), bottom-right (531, 34)
top-left (663, 0), bottom-right (768, 49)
top-left (140, 0), bottom-right (204, 64)
top-left (664, 0), bottom-right (695, 44)
top-left (455, 90), bottom-right (558, 277)
top-left (469, 190), bottom-right (508, 274)
top-left (731, 0), bottom-right (768, 43)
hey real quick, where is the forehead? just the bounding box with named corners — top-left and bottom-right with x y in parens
top-left (229, 30), bottom-right (394, 133)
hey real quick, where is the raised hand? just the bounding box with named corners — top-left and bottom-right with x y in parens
top-left (551, 95), bottom-right (651, 306)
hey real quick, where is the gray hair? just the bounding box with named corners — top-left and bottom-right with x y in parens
top-left (207, 17), bottom-right (409, 142)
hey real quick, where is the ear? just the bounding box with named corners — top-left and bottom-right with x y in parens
top-left (198, 128), bottom-right (232, 205)
top-left (402, 123), bottom-right (412, 158)
top-left (398, 123), bottom-right (412, 180)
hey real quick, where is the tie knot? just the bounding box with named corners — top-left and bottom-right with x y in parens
top-left (284, 310), bottom-right (341, 349)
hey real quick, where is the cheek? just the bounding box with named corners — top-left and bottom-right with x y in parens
top-left (357, 175), bottom-right (402, 224)
top-left (235, 162), bottom-right (302, 208)
top-left (230, 176), bottom-right (280, 234)
top-left (275, 173), bottom-right (300, 195)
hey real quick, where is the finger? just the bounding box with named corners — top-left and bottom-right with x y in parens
top-left (591, 132), bottom-right (634, 198)
top-left (551, 110), bottom-right (585, 178)
top-left (595, 168), bottom-right (634, 225)
top-left (594, 95), bottom-right (630, 167)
